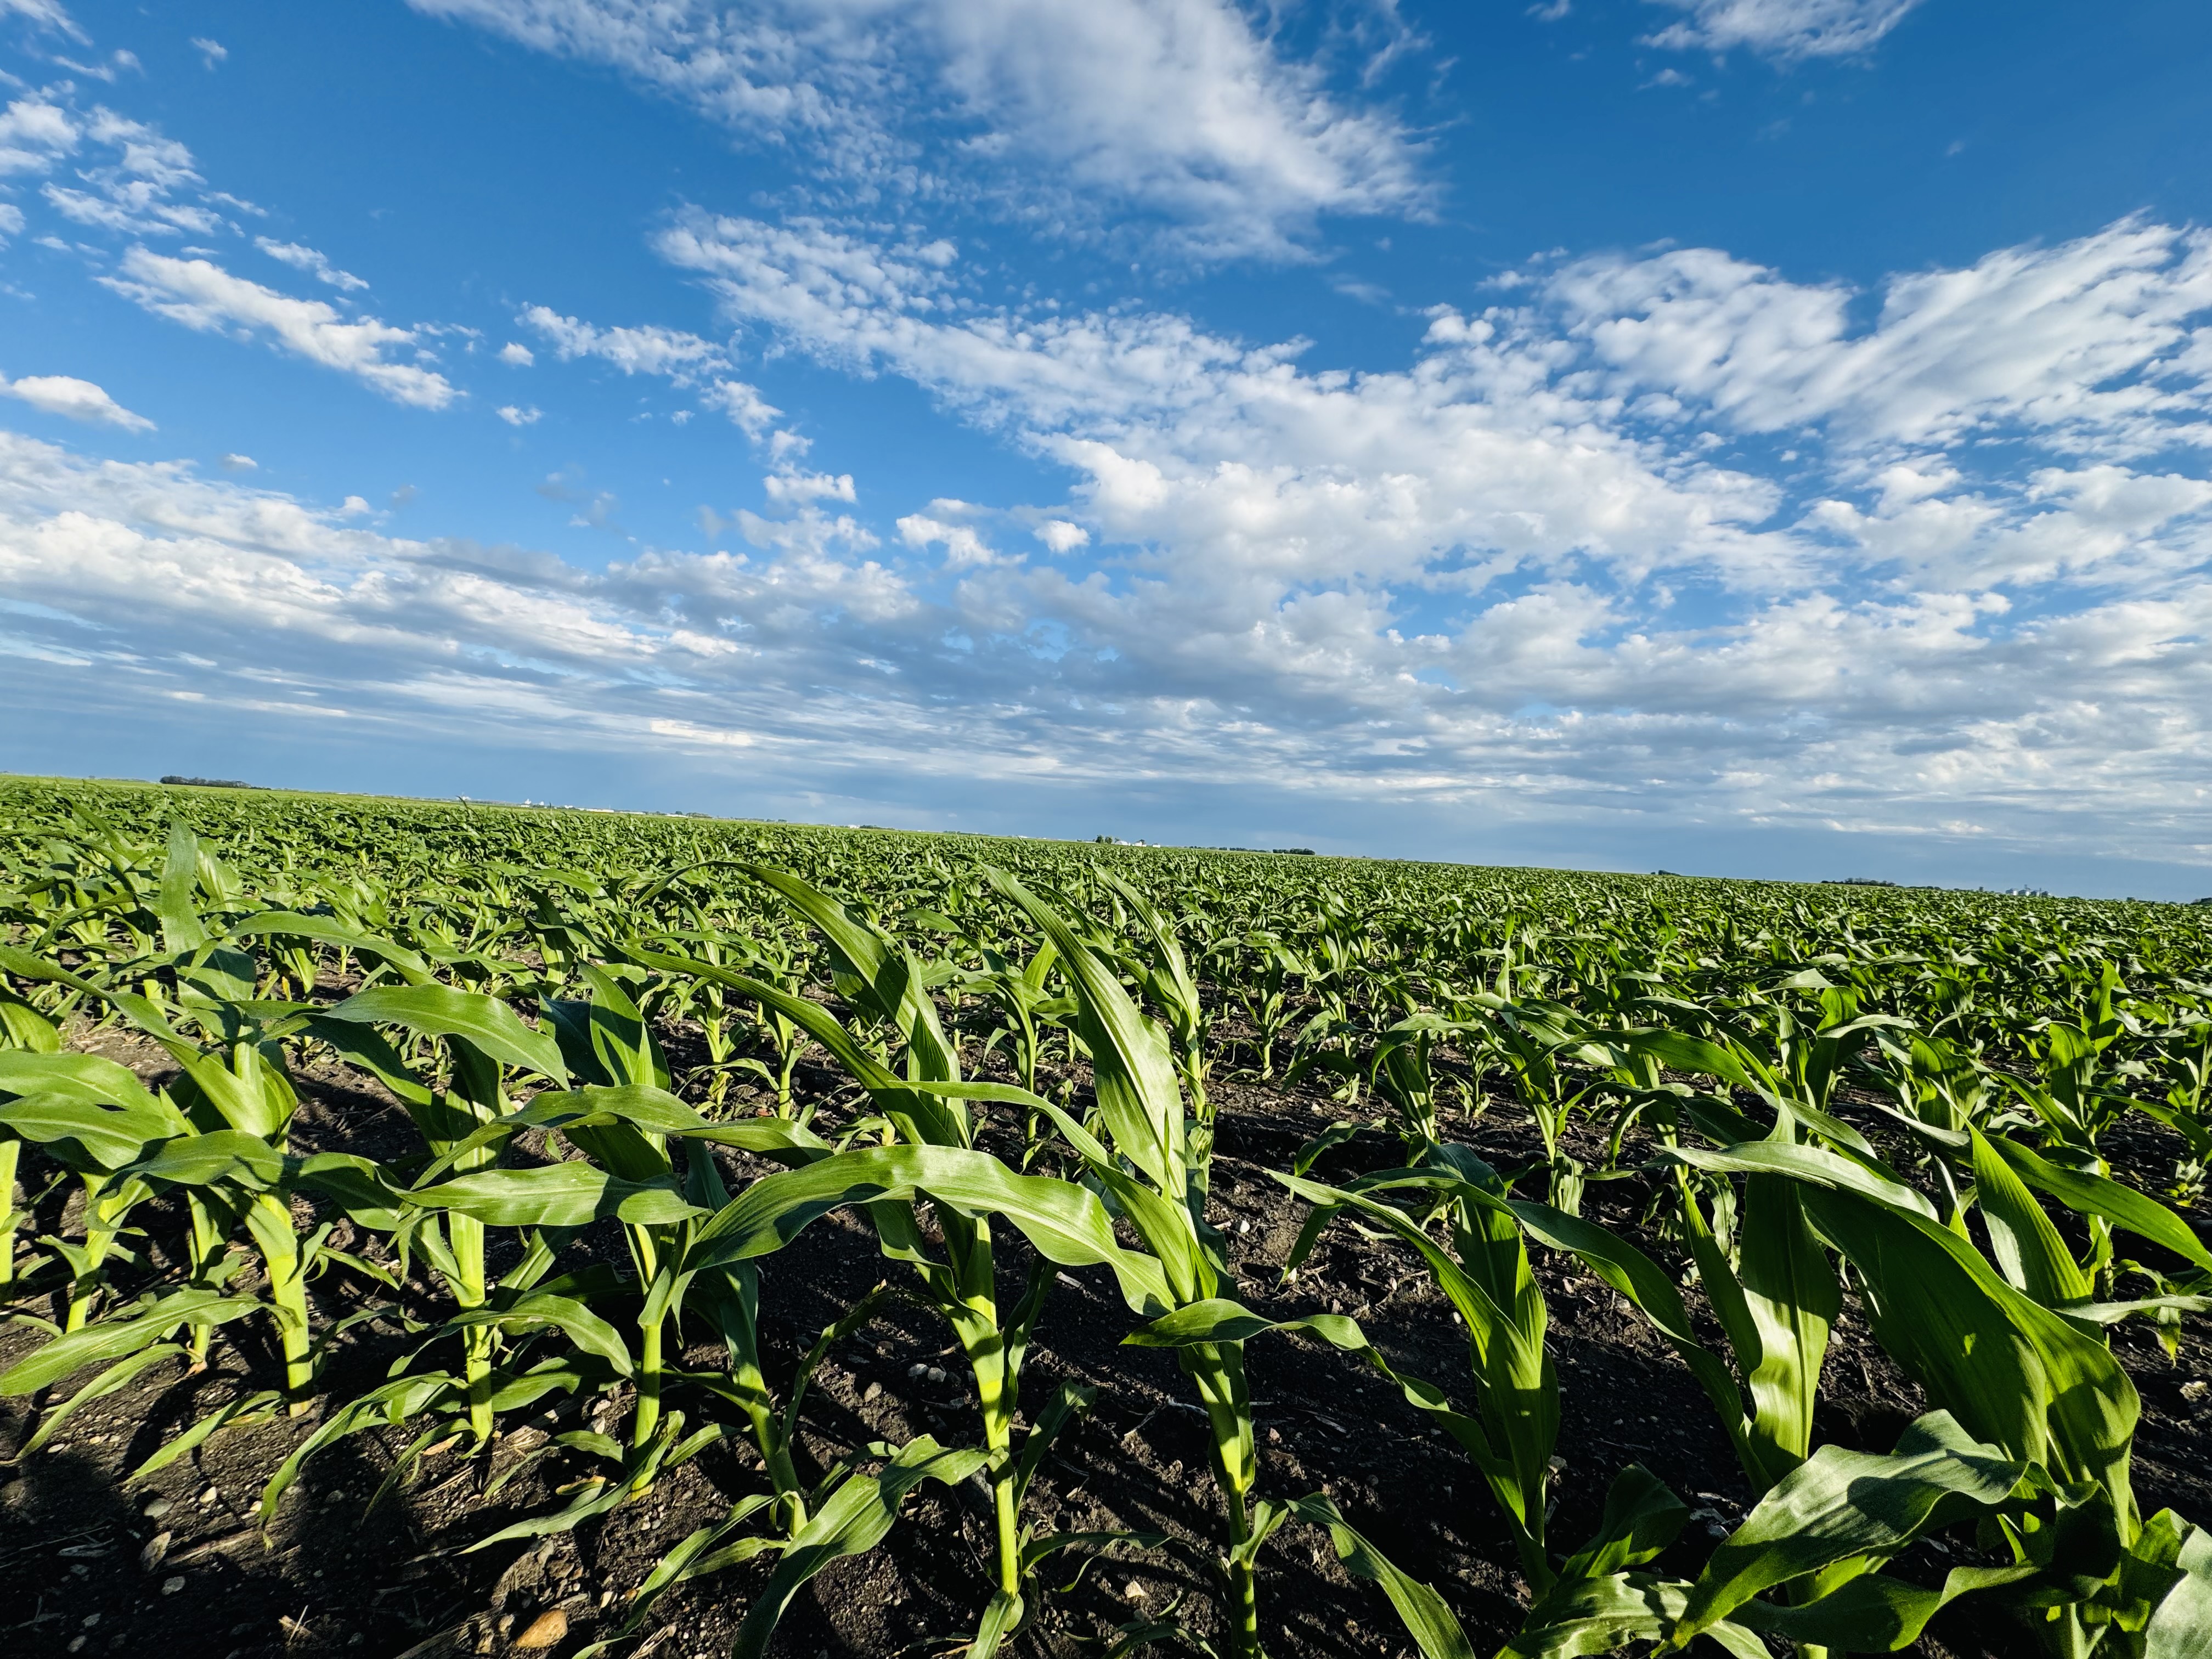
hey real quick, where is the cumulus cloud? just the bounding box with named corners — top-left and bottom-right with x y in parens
top-left (408, 0), bottom-right (1428, 259)
top-left (499, 341), bottom-right (535, 365)
top-left (190, 36), bottom-right (227, 67)
top-left (699, 377), bottom-right (781, 437)
top-left (256, 237), bottom-right (369, 291)
top-left (101, 249), bottom-right (457, 408)
top-left (1, 426), bottom-right (2205, 867)
top-left (1644, 0), bottom-right (1921, 60)
top-left (0, 96), bottom-right (78, 175)
top-left (497, 404), bottom-right (542, 426)
top-left (896, 510), bottom-right (996, 567)
top-left (765, 468), bottom-right (855, 504)
top-left (0, 372), bottom-right (153, 430)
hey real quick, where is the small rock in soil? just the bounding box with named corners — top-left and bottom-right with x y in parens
top-left (515, 1609), bottom-right (568, 1648)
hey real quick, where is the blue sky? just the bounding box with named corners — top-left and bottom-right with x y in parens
top-left (2, 1), bottom-right (2210, 897)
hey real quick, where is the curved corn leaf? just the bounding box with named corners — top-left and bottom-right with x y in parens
top-left (685, 1141), bottom-right (1171, 1312)
top-left (0, 1286), bottom-right (263, 1394)
top-left (1991, 1136), bottom-right (2212, 1276)
top-left (987, 868), bottom-right (1183, 1195)
top-left (1286, 1493), bottom-right (1476, 1659)
top-left (408, 1162), bottom-right (704, 1229)
top-left (1672, 1410), bottom-right (2028, 1641)
top-left (323, 985), bottom-right (567, 1081)
top-left (228, 911), bottom-right (434, 985)
top-left (1681, 1138), bottom-right (2141, 1533)
top-left (731, 1436), bottom-right (989, 1659)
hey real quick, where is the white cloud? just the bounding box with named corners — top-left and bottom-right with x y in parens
top-left (765, 468), bottom-right (855, 505)
top-left (190, 36), bottom-right (227, 67)
top-left (218, 452), bottom-right (256, 471)
top-left (898, 511), bottom-right (998, 567)
top-left (0, 2), bottom-right (88, 40)
top-left (518, 304), bottom-right (727, 379)
top-left (0, 97), bottom-right (78, 176)
top-left (659, 210), bottom-right (1799, 599)
top-left (0, 372), bottom-right (153, 430)
top-left (101, 249), bottom-right (458, 409)
top-left (1644, 0), bottom-right (1921, 60)
top-left (409, 0), bottom-right (1428, 259)
top-left (15, 102), bottom-right (242, 238)
top-left (1536, 218), bottom-right (2212, 454)
top-left (1034, 517), bottom-right (1088, 552)
top-left (700, 377), bottom-right (780, 437)
top-left (497, 403), bottom-right (542, 426)
top-left (499, 341), bottom-right (535, 365)
top-left (256, 237), bottom-right (369, 291)
top-left (1, 421), bottom-right (2207, 870)
top-left (649, 716), bottom-right (752, 747)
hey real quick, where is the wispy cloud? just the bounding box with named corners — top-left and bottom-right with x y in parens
top-left (256, 237), bottom-right (369, 291)
top-left (1644, 0), bottom-right (1921, 61)
top-left (102, 250), bottom-right (457, 408)
top-left (518, 303), bottom-right (728, 380)
top-left (409, 0), bottom-right (1431, 259)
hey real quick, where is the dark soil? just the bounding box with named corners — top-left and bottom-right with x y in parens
top-left (4, 1026), bottom-right (2209, 1659)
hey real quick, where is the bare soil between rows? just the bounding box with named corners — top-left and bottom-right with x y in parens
top-left (4, 1032), bottom-right (2209, 1659)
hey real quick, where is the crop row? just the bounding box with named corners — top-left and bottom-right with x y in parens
top-left (2, 781), bottom-right (2210, 1657)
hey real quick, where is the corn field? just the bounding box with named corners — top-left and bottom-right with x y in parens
top-left (2, 776), bottom-right (2209, 1659)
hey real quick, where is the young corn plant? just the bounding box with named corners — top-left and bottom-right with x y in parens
top-left (634, 864), bottom-right (1156, 1650)
top-left (1274, 1143), bottom-right (1560, 1593)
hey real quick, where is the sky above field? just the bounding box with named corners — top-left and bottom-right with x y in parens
top-left (2, 1), bottom-right (2210, 896)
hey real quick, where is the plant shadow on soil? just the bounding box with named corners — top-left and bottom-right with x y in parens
top-left (5, 1043), bottom-right (2210, 1659)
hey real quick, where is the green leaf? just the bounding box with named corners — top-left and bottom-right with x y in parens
top-left (1686, 1139), bottom-right (2141, 1506)
top-left (1992, 1136), bottom-right (2212, 1277)
top-left (686, 1141), bottom-right (1170, 1313)
top-left (409, 1163), bottom-right (704, 1229)
top-left (2145, 1516), bottom-right (2212, 1657)
top-left (449, 1288), bottom-right (635, 1378)
top-left (1673, 1410), bottom-right (2028, 1641)
top-left (228, 911), bottom-right (434, 985)
top-left (1971, 1128), bottom-right (2092, 1307)
top-left (1733, 1170), bottom-right (1839, 1484)
top-left (123, 1129), bottom-right (285, 1191)
top-left (0, 1287), bottom-right (264, 1394)
top-left (1726, 1562), bottom-right (2038, 1652)
top-left (731, 1437), bottom-right (989, 1659)
top-left (1503, 1573), bottom-right (1762, 1659)
top-left (1288, 1493), bottom-right (1477, 1659)
top-left (1552, 1464), bottom-right (1690, 1587)
top-left (0, 1051), bottom-right (191, 1172)
top-left (988, 869), bottom-right (1184, 1195)
top-left (323, 985), bottom-right (567, 1081)
top-left (157, 821), bottom-right (209, 955)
